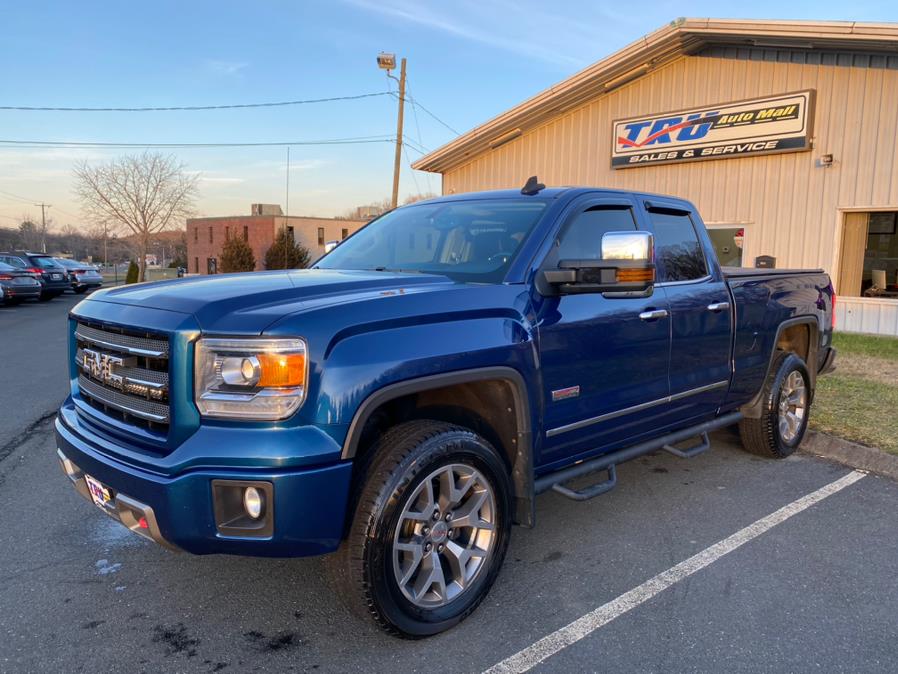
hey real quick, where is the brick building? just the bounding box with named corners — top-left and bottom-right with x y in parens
top-left (186, 204), bottom-right (367, 275)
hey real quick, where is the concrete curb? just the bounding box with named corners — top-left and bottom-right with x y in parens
top-left (802, 431), bottom-right (898, 481)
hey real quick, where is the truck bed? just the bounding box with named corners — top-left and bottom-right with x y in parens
top-left (722, 266), bottom-right (825, 278)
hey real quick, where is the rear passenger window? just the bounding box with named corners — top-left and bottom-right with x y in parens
top-left (647, 210), bottom-right (708, 282)
top-left (557, 206), bottom-right (636, 260)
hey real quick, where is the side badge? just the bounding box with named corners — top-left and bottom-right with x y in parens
top-left (552, 385), bottom-right (580, 402)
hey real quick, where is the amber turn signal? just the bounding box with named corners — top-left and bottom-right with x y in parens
top-left (257, 352), bottom-right (306, 388)
top-left (616, 267), bottom-right (655, 283)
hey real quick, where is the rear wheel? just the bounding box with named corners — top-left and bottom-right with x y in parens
top-left (328, 420), bottom-right (512, 637)
top-left (739, 351), bottom-right (811, 458)
top-left (38, 292), bottom-right (54, 302)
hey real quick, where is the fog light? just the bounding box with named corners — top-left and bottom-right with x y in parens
top-left (243, 487), bottom-right (263, 519)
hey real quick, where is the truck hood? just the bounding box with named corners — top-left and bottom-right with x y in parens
top-left (84, 269), bottom-right (457, 334)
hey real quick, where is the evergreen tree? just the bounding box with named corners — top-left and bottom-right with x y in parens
top-left (219, 236), bottom-right (256, 273)
top-left (265, 229), bottom-right (310, 270)
top-left (125, 260), bottom-right (139, 284)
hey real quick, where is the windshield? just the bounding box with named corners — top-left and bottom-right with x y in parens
top-left (316, 198), bottom-right (548, 283)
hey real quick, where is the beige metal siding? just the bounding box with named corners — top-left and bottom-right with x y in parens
top-left (838, 297), bottom-right (898, 334)
top-left (443, 55), bottom-right (898, 275)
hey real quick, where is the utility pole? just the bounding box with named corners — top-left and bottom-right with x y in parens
top-left (390, 57), bottom-right (406, 210)
top-left (35, 203), bottom-right (51, 252)
top-left (377, 52), bottom-right (406, 210)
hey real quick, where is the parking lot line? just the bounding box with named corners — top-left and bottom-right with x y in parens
top-left (484, 469), bottom-right (867, 674)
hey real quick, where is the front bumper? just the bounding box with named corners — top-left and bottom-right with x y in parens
top-left (55, 409), bottom-right (353, 557)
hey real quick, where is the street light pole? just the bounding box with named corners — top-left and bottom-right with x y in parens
top-left (378, 52), bottom-right (406, 210)
top-left (390, 58), bottom-right (406, 210)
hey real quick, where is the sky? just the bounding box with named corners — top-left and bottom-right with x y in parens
top-left (1, 0), bottom-right (897, 231)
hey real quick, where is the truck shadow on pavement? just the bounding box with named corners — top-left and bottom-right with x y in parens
top-left (0, 427), bottom-right (887, 673)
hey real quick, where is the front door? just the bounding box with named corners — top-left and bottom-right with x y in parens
top-left (536, 197), bottom-right (672, 468)
top-left (643, 202), bottom-right (732, 422)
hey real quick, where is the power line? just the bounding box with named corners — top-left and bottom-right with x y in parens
top-left (0, 188), bottom-right (35, 204)
top-left (0, 91), bottom-right (394, 112)
top-left (0, 188), bottom-right (80, 220)
top-left (402, 143), bottom-right (422, 196)
top-left (0, 136), bottom-right (396, 149)
top-left (392, 92), bottom-right (460, 136)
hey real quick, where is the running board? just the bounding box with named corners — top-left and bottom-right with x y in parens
top-left (662, 432), bottom-right (711, 459)
top-left (535, 412), bottom-right (742, 501)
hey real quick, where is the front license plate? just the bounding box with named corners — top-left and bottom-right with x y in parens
top-left (85, 474), bottom-right (113, 509)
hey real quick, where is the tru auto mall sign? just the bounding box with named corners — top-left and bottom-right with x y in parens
top-left (611, 90), bottom-right (815, 169)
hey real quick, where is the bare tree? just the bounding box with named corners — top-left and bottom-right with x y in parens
top-left (403, 192), bottom-right (437, 205)
top-left (18, 218), bottom-right (42, 251)
top-left (74, 152), bottom-right (198, 282)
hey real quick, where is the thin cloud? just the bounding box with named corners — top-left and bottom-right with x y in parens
top-left (344, 0), bottom-right (585, 68)
top-left (204, 59), bottom-right (249, 75)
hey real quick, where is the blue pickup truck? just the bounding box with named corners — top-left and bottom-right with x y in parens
top-left (56, 181), bottom-right (836, 636)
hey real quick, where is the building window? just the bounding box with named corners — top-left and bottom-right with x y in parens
top-left (209, 226), bottom-right (213, 244)
top-left (225, 226), bottom-right (230, 241)
top-left (194, 257), bottom-right (199, 273)
top-left (839, 211), bottom-right (898, 298)
top-left (193, 226), bottom-right (198, 242)
top-left (287, 226), bottom-right (294, 241)
top-left (317, 227), bottom-right (325, 246)
top-left (243, 225), bottom-right (248, 242)
top-left (707, 227), bottom-right (746, 267)
top-left (207, 258), bottom-right (217, 275)
top-left (342, 228), bottom-right (349, 240)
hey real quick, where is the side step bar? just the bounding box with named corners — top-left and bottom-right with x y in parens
top-left (535, 412), bottom-right (743, 501)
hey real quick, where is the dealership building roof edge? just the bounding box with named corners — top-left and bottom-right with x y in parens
top-left (413, 18), bottom-right (898, 174)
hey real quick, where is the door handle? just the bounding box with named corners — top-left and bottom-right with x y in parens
top-left (707, 302), bottom-right (730, 312)
top-left (639, 309), bottom-right (669, 321)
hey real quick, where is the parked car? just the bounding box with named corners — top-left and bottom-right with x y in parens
top-left (55, 183), bottom-right (836, 637)
top-left (0, 251), bottom-right (70, 300)
top-left (54, 258), bottom-right (103, 294)
top-left (0, 261), bottom-right (41, 304)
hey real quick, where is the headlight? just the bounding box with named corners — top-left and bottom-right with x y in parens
top-left (195, 337), bottom-right (308, 420)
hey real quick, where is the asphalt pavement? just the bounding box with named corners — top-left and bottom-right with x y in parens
top-left (1, 296), bottom-right (896, 673)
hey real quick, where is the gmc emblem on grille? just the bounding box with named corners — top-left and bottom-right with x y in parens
top-left (81, 348), bottom-right (133, 389)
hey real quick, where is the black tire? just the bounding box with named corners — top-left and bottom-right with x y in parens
top-left (74, 286), bottom-right (88, 294)
top-left (328, 420), bottom-right (513, 638)
top-left (739, 351), bottom-right (811, 458)
top-left (38, 292), bottom-right (54, 302)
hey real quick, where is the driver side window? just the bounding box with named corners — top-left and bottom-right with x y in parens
top-left (557, 206), bottom-right (637, 260)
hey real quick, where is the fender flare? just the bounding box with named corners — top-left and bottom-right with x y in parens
top-left (740, 316), bottom-right (821, 419)
top-left (341, 366), bottom-right (536, 527)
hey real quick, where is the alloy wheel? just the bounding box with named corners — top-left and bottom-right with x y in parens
top-left (392, 463), bottom-right (497, 609)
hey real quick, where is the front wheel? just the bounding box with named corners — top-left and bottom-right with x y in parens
top-left (328, 420), bottom-right (512, 637)
top-left (739, 351), bottom-right (811, 458)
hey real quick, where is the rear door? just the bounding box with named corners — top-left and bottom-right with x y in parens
top-left (535, 195), bottom-right (672, 467)
top-left (641, 199), bottom-right (732, 422)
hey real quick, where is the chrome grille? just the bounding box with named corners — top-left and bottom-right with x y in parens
top-left (74, 321), bottom-right (171, 431)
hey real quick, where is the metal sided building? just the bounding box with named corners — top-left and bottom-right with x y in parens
top-left (413, 19), bottom-right (898, 336)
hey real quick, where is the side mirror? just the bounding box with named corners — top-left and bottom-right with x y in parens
top-left (543, 231), bottom-right (655, 296)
